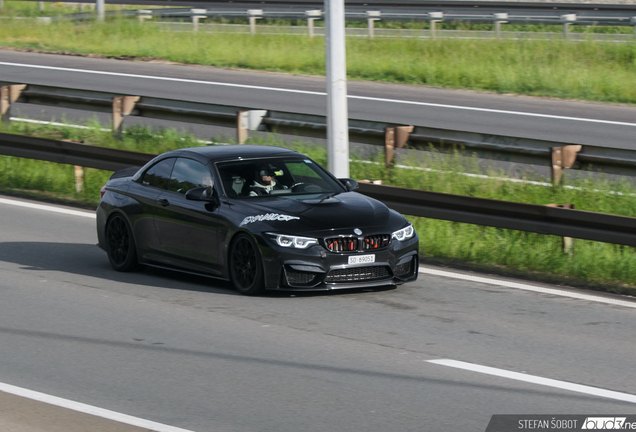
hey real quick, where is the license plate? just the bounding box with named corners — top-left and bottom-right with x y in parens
top-left (348, 254), bottom-right (375, 265)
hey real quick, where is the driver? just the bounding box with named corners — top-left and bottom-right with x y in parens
top-left (249, 165), bottom-right (288, 196)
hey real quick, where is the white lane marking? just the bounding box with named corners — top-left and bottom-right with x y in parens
top-left (9, 118), bottom-right (220, 146)
top-left (0, 381), bottom-right (196, 432)
top-left (427, 359), bottom-right (636, 404)
top-left (0, 61), bottom-right (324, 96)
top-left (10, 117), bottom-right (109, 131)
top-left (350, 95), bottom-right (636, 127)
top-left (419, 266), bottom-right (636, 309)
top-left (0, 197), bottom-right (96, 219)
top-left (2, 61), bottom-right (635, 127)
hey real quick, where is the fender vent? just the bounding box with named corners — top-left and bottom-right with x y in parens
top-left (286, 270), bottom-right (317, 285)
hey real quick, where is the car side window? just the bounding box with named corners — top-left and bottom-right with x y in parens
top-left (168, 158), bottom-right (213, 195)
top-left (142, 158), bottom-right (175, 190)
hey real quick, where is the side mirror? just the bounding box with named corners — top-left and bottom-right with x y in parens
top-left (338, 178), bottom-right (359, 191)
top-left (185, 186), bottom-right (216, 202)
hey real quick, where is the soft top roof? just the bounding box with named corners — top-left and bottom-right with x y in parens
top-left (131, 145), bottom-right (304, 183)
top-left (174, 145), bottom-right (299, 162)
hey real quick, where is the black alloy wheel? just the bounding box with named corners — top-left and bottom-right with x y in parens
top-left (229, 234), bottom-right (265, 296)
top-left (106, 214), bottom-right (138, 272)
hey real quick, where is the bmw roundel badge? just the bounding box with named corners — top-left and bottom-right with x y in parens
top-left (354, 228), bottom-right (363, 235)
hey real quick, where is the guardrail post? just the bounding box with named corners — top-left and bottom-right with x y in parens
top-left (237, 110), bottom-right (267, 144)
top-left (1, 84), bottom-right (26, 125)
top-left (631, 17), bottom-right (636, 38)
top-left (366, 11), bottom-right (381, 39)
top-left (248, 10), bottom-right (263, 35)
top-left (493, 13), bottom-right (508, 39)
top-left (137, 10), bottom-right (152, 22)
top-left (1, 86), bottom-right (9, 125)
top-left (551, 145), bottom-right (581, 184)
top-left (75, 166), bottom-right (85, 193)
top-left (305, 10), bottom-right (322, 38)
top-left (191, 9), bottom-right (207, 31)
top-left (561, 14), bottom-right (576, 39)
top-left (546, 203), bottom-right (575, 254)
top-left (238, 111), bottom-right (249, 144)
top-left (385, 126), bottom-right (413, 166)
top-left (428, 12), bottom-right (444, 39)
top-left (60, 139), bottom-right (87, 193)
top-left (112, 96), bottom-right (140, 137)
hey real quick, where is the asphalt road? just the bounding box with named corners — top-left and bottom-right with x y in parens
top-left (1, 195), bottom-right (636, 432)
top-left (2, 50), bottom-right (636, 150)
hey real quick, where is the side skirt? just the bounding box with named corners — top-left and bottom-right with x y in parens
top-left (141, 262), bottom-right (231, 282)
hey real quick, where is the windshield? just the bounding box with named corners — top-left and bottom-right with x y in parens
top-left (216, 157), bottom-right (345, 199)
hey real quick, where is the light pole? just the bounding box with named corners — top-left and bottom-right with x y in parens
top-left (96, 0), bottom-right (105, 21)
top-left (325, 0), bottom-right (349, 178)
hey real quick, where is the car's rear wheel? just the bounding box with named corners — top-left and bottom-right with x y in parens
top-left (229, 233), bottom-right (265, 296)
top-left (106, 214), bottom-right (138, 272)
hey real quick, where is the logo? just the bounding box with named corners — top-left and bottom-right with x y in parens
top-left (354, 228), bottom-right (362, 235)
top-left (582, 418), bottom-right (627, 430)
top-left (240, 213), bottom-right (300, 226)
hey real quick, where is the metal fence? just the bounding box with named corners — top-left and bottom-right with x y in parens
top-left (29, 3), bottom-right (636, 41)
top-left (151, 21), bottom-right (636, 41)
top-left (1, 131), bottom-right (635, 247)
top-left (3, 82), bottom-right (636, 182)
top-left (9, 2), bottom-right (636, 41)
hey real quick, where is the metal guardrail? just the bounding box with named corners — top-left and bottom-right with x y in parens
top-left (15, 2), bottom-right (636, 40)
top-left (145, 22), bottom-right (636, 42)
top-left (34, 1), bottom-right (636, 25)
top-left (0, 132), bottom-right (155, 171)
top-left (1, 131), bottom-right (635, 247)
top-left (33, 2), bottom-right (636, 37)
top-left (357, 182), bottom-right (636, 247)
top-left (3, 82), bottom-right (636, 180)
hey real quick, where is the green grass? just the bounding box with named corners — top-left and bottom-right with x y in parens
top-left (1, 120), bottom-right (636, 292)
top-left (1, 18), bottom-right (636, 103)
top-left (0, 2), bottom-right (165, 17)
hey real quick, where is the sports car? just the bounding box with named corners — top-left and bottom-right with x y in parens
top-left (96, 145), bottom-right (419, 295)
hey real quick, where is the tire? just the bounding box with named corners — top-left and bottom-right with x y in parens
top-left (229, 233), bottom-right (265, 296)
top-left (106, 214), bottom-right (138, 272)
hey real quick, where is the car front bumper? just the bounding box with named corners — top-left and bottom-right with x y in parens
top-left (259, 235), bottom-right (419, 291)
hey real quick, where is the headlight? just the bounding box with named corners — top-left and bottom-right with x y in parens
top-left (267, 233), bottom-right (318, 249)
top-left (392, 224), bottom-right (415, 242)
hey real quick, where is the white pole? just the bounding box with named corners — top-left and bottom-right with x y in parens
top-left (96, 0), bottom-right (105, 21)
top-left (325, 0), bottom-right (349, 178)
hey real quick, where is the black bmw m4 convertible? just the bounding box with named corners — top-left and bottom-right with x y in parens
top-left (96, 145), bottom-right (419, 295)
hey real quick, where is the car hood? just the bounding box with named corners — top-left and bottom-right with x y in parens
top-left (231, 192), bottom-right (406, 234)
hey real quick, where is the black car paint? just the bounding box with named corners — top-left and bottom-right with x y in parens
top-left (97, 145), bottom-right (419, 292)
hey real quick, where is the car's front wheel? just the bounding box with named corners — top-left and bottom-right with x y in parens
top-left (106, 214), bottom-right (138, 272)
top-left (229, 233), bottom-right (265, 296)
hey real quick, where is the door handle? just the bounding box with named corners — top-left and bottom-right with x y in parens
top-left (158, 198), bottom-right (170, 207)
